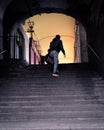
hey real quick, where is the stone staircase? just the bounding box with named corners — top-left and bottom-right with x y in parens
top-left (0, 62), bottom-right (104, 130)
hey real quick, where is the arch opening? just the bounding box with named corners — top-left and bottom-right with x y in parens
top-left (22, 13), bottom-right (75, 64)
top-left (22, 13), bottom-right (88, 64)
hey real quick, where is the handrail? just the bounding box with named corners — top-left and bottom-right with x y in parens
top-left (0, 50), bottom-right (6, 55)
top-left (87, 44), bottom-right (104, 64)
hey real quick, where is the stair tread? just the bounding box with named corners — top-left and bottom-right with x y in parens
top-left (0, 63), bottom-right (104, 129)
top-left (0, 121), bottom-right (104, 129)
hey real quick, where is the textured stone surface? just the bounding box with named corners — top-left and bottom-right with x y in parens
top-left (0, 63), bottom-right (104, 129)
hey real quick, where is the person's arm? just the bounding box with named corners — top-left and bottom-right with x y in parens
top-left (60, 41), bottom-right (66, 57)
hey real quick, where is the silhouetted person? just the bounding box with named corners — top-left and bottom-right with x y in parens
top-left (48, 34), bottom-right (66, 77)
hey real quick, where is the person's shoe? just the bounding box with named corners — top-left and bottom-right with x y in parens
top-left (52, 72), bottom-right (59, 77)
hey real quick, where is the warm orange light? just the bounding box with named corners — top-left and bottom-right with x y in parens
top-left (23, 13), bottom-right (75, 63)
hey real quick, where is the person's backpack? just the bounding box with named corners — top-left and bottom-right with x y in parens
top-left (45, 54), bottom-right (54, 65)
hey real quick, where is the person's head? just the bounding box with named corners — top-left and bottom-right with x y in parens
top-left (55, 34), bottom-right (60, 39)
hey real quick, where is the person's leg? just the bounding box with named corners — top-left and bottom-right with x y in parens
top-left (50, 50), bottom-right (59, 76)
top-left (53, 52), bottom-right (58, 73)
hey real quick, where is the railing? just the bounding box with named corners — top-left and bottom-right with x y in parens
top-left (0, 50), bottom-right (6, 55)
top-left (87, 44), bottom-right (104, 64)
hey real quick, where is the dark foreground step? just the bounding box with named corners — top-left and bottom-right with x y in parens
top-left (0, 121), bottom-right (104, 130)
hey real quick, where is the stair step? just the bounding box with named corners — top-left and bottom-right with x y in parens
top-left (0, 104), bottom-right (104, 110)
top-left (0, 121), bottom-right (104, 130)
top-left (0, 63), bottom-right (104, 129)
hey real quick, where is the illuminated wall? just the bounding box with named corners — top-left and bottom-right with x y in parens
top-left (23, 13), bottom-right (75, 63)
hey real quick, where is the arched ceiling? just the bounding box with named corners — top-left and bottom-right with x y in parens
top-left (2, 0), bottom-right (92, 28)
top-left (1, 0), bottom-right (104, 33)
